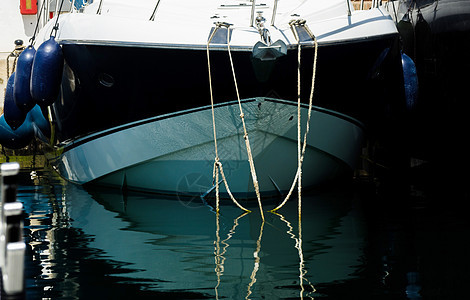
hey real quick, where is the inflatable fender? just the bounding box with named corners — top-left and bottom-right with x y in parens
top-left (29, 104), bottom-right (51, 139)
top-left (3, 73), bottom-right (27, 130)
top-left (0, 114), bottom-right (34, 149)
top-left (14, 46), bottom-right (36, 112)
top-left (402, 53), bottom-right (419, 111)
top-left (30, 36), bottom-right (64, 107)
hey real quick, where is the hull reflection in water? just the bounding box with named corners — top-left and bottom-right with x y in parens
top-left (73, 185), bottom-right (364, 298)
top-left (23, 170), bottom-right (366, 299)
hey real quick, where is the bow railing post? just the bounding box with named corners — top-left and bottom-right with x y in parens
top-left (250, 0), bottom-right (256, 27)
top-left (271, 0), bottom-right (279, 26)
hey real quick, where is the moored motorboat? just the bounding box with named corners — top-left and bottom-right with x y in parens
top-left (7, 0), bottom-right (406, 197)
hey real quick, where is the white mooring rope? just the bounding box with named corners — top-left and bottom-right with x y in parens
top-left (206, 20), bottom-right (318, 216)
top-left (206, 24), bottom-right (252, 215)
top-left (270, 20), bottom-right (318, 212)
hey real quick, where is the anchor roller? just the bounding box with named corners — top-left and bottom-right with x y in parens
top-left (252, 40), bottom-right (287, 61)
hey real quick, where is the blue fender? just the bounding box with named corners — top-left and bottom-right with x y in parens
top-left (3, 73), bottom-right (27, 130)
top-left (30, 36), bottom-right (64, 107)
top-left (0, 114), bottom-right (34, 149)
top-left (401, 53), bottom-right (419, 111)
top-left (29, 104), bottom-right (51, 139)
top-left (14, 46), bottom-right (36, 112)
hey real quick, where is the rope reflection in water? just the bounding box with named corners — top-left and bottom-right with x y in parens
top-left (213, 205), bottom-right (316, 299)
top-left (246, 221), bottom-right (264, 299)
top-left (214, 211), bottom-right (249, 299)
top-left (272, 210), bottom-right (316, 299)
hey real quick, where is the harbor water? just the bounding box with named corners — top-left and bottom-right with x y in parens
top-left (2, 1), bottom-right (470, 298)
top-left (3, 154), bottom-right (469, 299)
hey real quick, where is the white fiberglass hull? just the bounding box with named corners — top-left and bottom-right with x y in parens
top-left (25, 0), bottom-right (403, 197)
top-left (47, 98), bottom-right (363, 198)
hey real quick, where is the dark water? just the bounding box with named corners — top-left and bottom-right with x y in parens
top-left (5, 2), bottom-right (470, 297)
top-left (10, 161), bottom-right (469, 299)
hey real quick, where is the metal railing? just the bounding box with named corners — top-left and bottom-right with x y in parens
top-left (250, 0), bottom-right (279, 27)
top-left (354, 0), bottom-right (384, 10)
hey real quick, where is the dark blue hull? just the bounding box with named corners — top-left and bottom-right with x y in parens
top-left (52, 34), bottom-right (404, 145)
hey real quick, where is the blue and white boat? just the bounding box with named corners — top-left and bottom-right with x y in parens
top-left (25, 0), bottom-right (404, 197)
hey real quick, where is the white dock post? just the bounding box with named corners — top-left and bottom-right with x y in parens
top-left (0, 162), bottom-right (25, 296)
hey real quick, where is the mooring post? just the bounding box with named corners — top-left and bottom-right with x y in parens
top-left (0, 162), bottom-right (26, 295)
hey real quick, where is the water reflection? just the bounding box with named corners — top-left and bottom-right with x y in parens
top-left (20, 168), bottom-right (366, 299)
top-left (272, 211), bottom-right (316, 299)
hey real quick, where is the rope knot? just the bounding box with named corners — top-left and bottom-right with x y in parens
top-left (239, 113), bottom-right (244, 119)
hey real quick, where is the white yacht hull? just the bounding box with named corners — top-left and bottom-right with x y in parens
top-left (22, 0), bottom-right (404, 196)
top-left (47, 98), bottom-right (363, 197)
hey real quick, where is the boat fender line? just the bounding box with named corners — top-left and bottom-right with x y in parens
top-left (27, 0), bottom-right (47, 47)
top-left (401, 52), bottom-right (418, 111)
top-left (149, 0), bottom-right (162, 21)
top-left (207, 23), bottom-right (253, 216)
top-left (14, 46), bottom-right (36, 113)
top-left (270, 19), bottom-right (318, 213)
top-left (30, 36), bottom-right (64, 107)
top-left (3, 73), bottom-right (27, 130)
top-left (5, 40), bottom-right (25, 80)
